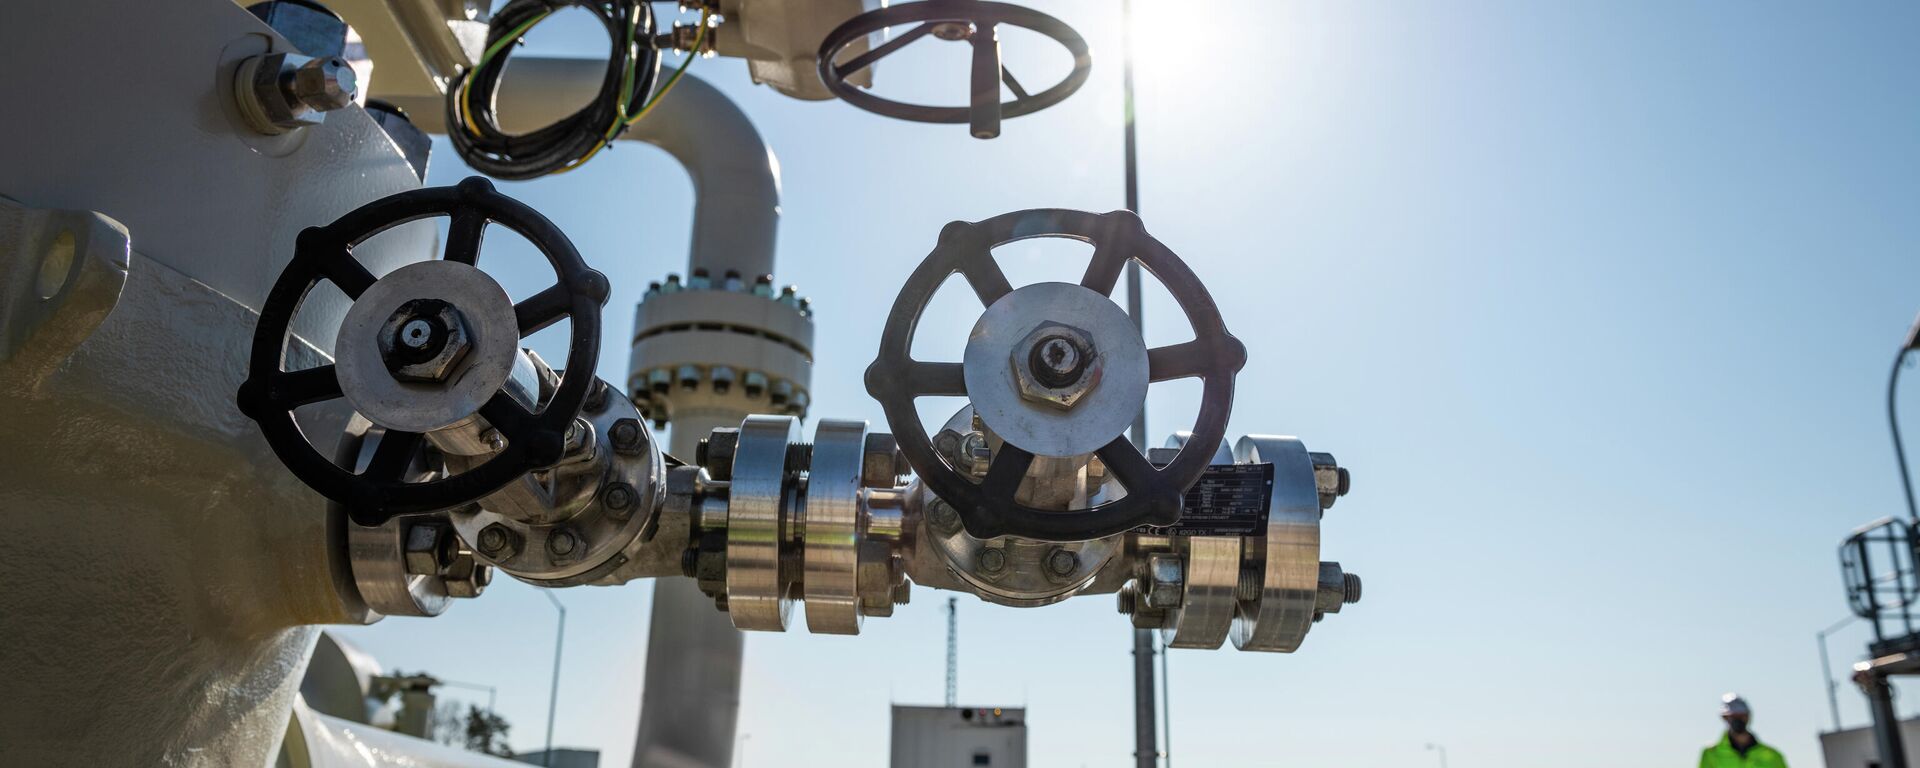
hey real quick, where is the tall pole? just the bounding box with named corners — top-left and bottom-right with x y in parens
top-left (1120, 3), bottom-right (1158, 768)
top-left (543, 591), bottom-right (567, 767)
top-left (1819, 616), bottom-right (1860, 732)
top-left (946, 597), bottom-right (959, 707)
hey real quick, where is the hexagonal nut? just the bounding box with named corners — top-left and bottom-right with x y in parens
top-left (402, 523), bottom-right (451, 576)
top-left (609, 418), bottom-right (646, 456)
top-left (378, 298), bottom-right (473, 384)
top-left (291, 56), bottom-right (358, 112)
top-left (1309, 452), bottom-right (1348, 509)
top-left (441, 553), bottom-right (492, 599)
top-left (862, 432), bottom-right (909, 488)
top-left (475, 523), bottom-right (521, 559)
top-left (701, 427), bottom-right (741, 481)
top-left (1314, 561), bottom-right (1353, 614)
top-left (1144, 552), bottom-right (1184, 609)
top-left (1010, 323), bottom-right (1103, 411)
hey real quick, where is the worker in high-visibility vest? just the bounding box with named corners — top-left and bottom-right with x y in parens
top-left (1700, 694), bottom-right (1787, 768)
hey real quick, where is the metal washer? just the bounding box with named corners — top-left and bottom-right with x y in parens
top-left (333, 259), bottom-right (519, 434)
top-left (962, 281), bottom-right (1149, 458)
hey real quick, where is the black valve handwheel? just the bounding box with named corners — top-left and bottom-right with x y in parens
top-left (866, 209), bottom-right (1247, 541)
top-left (237, 177), bottom-right (608, 526)
top-left (817, 0), bottom-right (1092, 139)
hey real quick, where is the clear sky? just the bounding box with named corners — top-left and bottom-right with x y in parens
top-left (339, 2), bottom-right (1920, 766)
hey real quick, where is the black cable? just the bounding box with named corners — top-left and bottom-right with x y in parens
top-left (446, 0), bottom-right (660, 180)
top-left (1894, 341), bottom-right (1919, 523)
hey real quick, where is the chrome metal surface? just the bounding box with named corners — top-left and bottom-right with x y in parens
top-left (963, 282), bottom-right (1149, 457)
top-left (726, 414), bottom-right (798, 630)
top-left (334, 259), bottom-right (518, 434)
top-left (1164, 536), bottom-right (1238, 649)
top-left (803, 420), bottom-right (867, 634)
top-left (342, 419), bottom-right (452, 618)
top-left (1231, 435), bottom-right (1322, 652)
top-left (449, 379), bottom-right (666, 586)
top-left (234, 52), bottom-right (359, 135)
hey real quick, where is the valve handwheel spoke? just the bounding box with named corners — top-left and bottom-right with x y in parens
top-left (238, 177), bottom-right (607, 525)
top-left (818, 1), bottom-right (1093, 139)
top-left (868, 209), bottom-right (1247, 541)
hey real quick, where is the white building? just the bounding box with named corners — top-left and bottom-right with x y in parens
top-left (890, 705), bottom-right (1027, 768)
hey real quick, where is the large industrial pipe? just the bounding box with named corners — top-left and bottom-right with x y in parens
top-left (400, 64), bottom-right (781, 768)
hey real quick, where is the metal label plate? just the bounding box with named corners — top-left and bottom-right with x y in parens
top-left (1134, 463), bottom-right (1274, 537)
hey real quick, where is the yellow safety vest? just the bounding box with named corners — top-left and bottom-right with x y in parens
top-left (1699, 733), bottom-right (1787, 768)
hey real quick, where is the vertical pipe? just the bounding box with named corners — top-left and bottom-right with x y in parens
top-left (1862, 671), bottom-right (1910, 768)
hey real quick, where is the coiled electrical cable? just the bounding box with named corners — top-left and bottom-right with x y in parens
top-left (447, 0), bottom-right (662, 179)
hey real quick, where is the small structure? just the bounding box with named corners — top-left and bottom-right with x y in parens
top-left (890, 705), bottom-right (1027, 768)
top-left (513, 748), bottom-right (600, 768)
top-left (1823, 719), bottom-right (1920, 767)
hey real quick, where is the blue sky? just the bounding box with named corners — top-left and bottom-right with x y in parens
top-left (340, 2), bottom-right (1920, 765)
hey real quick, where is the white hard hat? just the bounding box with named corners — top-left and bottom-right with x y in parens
top-left (1720, 693), bottom-right (1750, 717)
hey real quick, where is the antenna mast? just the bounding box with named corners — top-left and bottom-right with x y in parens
top-left (945, 597), bottom-right (958, 707)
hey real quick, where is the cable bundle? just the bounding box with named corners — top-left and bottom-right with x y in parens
top-left (447, 0), bottom-right (662, 179)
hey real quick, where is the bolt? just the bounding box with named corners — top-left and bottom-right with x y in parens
top-left (289, 56), bottom-right (358, 111)
top-left (681, 548), bottom-right (699, 577)
top-left (603, 482), bottom-right (636, 514)
top-left (610, 418), bottom-right (644, 455)
top-left (1145, 552), bottom-right (1184, 609)
top-left (476, 523), bottom-right (519, 558)
top-left (977, 547), bottom-right (1007, 574)
top-left (1116, 582), bottom-right (1139, 615)
top-left (1314, 562), bottom-right (1358, 614)
top-left (925, 498), bottom-right (961, 534)
top-left (1029, 336), bottom-right (1086, 387)
top-left (1310, 452), bottom-right (1347, 510)
top-left (1343, 572), bottom-right (1363, 604)
top-left (399, 319), bottom-right (433, 349)
top-left (1236, 566), bottom-right (1263, 602)
top-left (378, 298), bottom-right (471, 383)
top-left (962, 432), bottom-right (991, 479)
top-left (548, 529), bottom-right (579, 557)
top-left (711, 366), bottom-right (735, 395)
top-left (702, 428), bottom-right (740, 480)
top-left (1010, 323), bottom-right (1102, 411)
top-left (1046, 547), bottom-right (1080, 577)
top-left (402, 524), bottom-right (449, 576)
top-left (584, 379), bottom-right (610, 413)
top-left (743, 371), bottom-right (768, 398)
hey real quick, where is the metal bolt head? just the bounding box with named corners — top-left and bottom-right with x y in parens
top-left (862, 432), bottom-right (908, 488)
top-left (925, 498), bottom-right (962, 534)
top-left (402, 523), bottom-right (450, 576)
top-left (476, 523), bottom-right (519, 558)
top-left (702, 427), bottom-right (740, 480)
top-left (610, 418), bottom-right (645, 456)
top-left (603, 482), bottom-right (636, 517)
top-left (1045, 547), bottom-right (1080, 577)
top-left (1010, 323), bottom-right (1102, 411)
top-left (441, 552), bottom-right (491, 599)
top-left (1309, 452), bottom-right (1347, 511)
top-left (962, 432), bottom-right (992, 479)
top-left (1145, 552), bottom-right (1184, 609)
top-left (291, 56), bottom-right (358, 111)
top-left (977, 547), bottom-right (1008, 574)
top-left (548, 529), bottom-right (579, 557)
top-left (377, 298), bottom-right (472, 384)
top-left (1314, 562), bottom-right (1358, 614)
